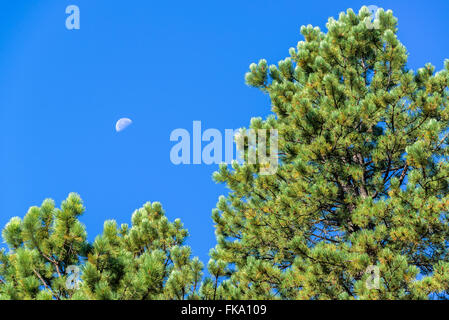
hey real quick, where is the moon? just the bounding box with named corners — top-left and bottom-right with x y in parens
top-left (115, 118), bottom-right (132, 132)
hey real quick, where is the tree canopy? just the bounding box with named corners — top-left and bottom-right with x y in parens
top-left (0, 193), bottom-right (202, 300)
top-left (2, 6), bottom-right (449, 300)
top-left (207, 6), bottom-right (449, 299)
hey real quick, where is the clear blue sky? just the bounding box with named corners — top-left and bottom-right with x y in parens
top-left (1, 0), bottom-right (448, 267)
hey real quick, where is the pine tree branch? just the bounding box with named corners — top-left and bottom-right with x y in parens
top-left (435, 132), bottom-right (449, 151)
top-left (33, 269), bottom-right (59, 300)
top-left (398, 163), bottom-right (409, 186)
top-left (213, 273), bottom-right (219, 300)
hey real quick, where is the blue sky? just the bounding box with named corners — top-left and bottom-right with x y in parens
top-left (1, 0), bottom-right (448, 267)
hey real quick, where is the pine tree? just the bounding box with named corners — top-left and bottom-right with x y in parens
top-left (78, 201), bottom-right (203, 300)
top-left (0, 193), bottom-right (88, 300)
top-left (0, 194), bottom-right (202, 300)
top-left (2, 6), bottom-right (449, 301)
top-left (208, 7), bottom-right (449, 299)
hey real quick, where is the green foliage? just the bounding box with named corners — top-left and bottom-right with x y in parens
top-left (209, 6), bottom-right (449, 300)
top-left (0, 193), bottom-right (88, 299)
top-left (0, 195), bottom-right (202, 300)
top-left (2, 6), bottom-right (449, 300)
top-left (79, 202), bottom-right (203, 300)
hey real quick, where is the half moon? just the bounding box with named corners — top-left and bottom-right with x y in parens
top-left (115, 118), bottom-right (132, 132)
